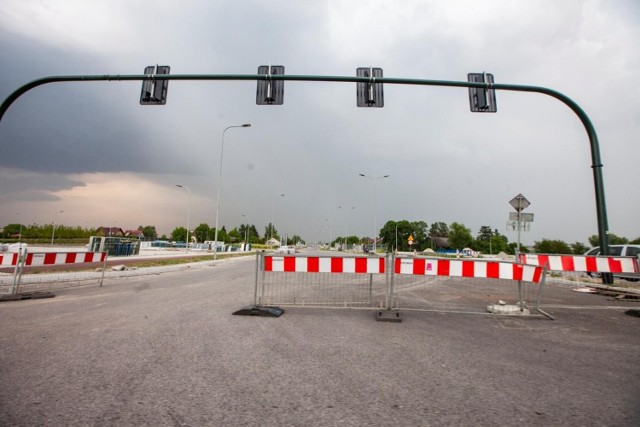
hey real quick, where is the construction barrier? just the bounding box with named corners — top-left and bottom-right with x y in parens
top-left (251, 252), bottom-right (549, 318)
top-left (257, 254), bottom-right (388, 308)
top-left (0, 249), bottom-right (108, 295)
top-left (518, 253), bottom-right (639, 274)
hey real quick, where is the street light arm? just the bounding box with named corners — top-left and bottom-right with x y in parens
top-left (213, 123), bottom-right (251, 259)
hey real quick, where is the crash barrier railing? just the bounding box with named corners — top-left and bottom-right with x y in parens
top-left (518, 253), bottom-right (640, 286)
top-left (251, 252), bottom-right (549, 318)
top-left (0, 248), bottom-right (108, 295)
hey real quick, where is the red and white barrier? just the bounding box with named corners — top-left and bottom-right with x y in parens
top-left (395, 258), bottom-right (544, 283)
top-left (265, 256), bottom-right (385, 274)
top-left (0, 252), bottom-right (106, 267)
top-left (0, 253), bottom-right (18, 267)
top-left (519, 254), bottom-right (639, 274)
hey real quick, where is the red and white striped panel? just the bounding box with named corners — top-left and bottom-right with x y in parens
top-left (264, 256), bottom-right (385, 274)
top-left (0, 253), bottom-right (19, 267)
top-left (0, 252), bottom-right (107, 267)
top-left (395, 258), bottom-right (544, 283)
top-left (24, 252), bottom-right (107, 266)
top-left (519, 254), bottom-right (639, 274)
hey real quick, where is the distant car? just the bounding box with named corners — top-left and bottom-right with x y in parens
top-left (584, 245), bottom-right (640, 281)
top-left (275, 246), bottom-right (296, 255)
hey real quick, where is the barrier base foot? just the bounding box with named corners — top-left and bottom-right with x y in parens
top-left (0, 291), bottom-right (55, 302)
top-left (376, 310), bottom-right (402, 322)
top-left (233, 305), bottom-right (284, 317)
top-left (625, 309), bottom-right (640, 318)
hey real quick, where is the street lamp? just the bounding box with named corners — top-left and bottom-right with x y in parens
top-left (175, 184), bottom-right (191, 253)
top-left (50, 210), bottom-right (64, 246)
top-left (214, 123), bottom-right (251, 260)
top-left (358, 173), bottom-right (390, 252)
top-left (270, 193), bottom-right (285, 243)
top-left (242, 214), bottom-right (250, 250)
top-left (338, 206), bottom-right (356, 250)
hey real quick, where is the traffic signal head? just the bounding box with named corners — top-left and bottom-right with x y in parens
top-left (357, 67), bottom-right (384, 107)
top-left (256, 65), bottom-right (285, 105)
top-left (140, 65), bottom-right (170, 105)
top-left (468, 72), bottom-right (497, 112)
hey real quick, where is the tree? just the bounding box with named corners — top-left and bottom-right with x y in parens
top-left (138, 225), bottom-right (157, 240)
top-left (477, 226), bottom-right (493, 242)
top-left (227, 228), bottom-right (241, 243)
top-left (570, 242), bottom-right (589, 255)
top-left (1, 223), bottom-right (23, 238)
top-left (534, 239), bottom-right (572, 254)
top-left (507, 242), bottom-right (529, 255)
top-left (379, 220), bottom-right (428, 251)
top-left (238, 224), bottom-right (260, 243)
top-left (588, 233), bottom-right (628, 247)
top-left (264, 223), bottom-right (278, 241)
top-left (287, 234), bottom-right (304, 245)
top-left (428, 221), bottom-right (450, 249)
top-left (448, 222), bottom-right (473, 249)
top-left (170, 226), bottom-right (187, 242)
top-left (194, 223), bottom-right (211, 243)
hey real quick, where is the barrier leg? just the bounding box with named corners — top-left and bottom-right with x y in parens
top-left (517, 280), bottom-right (524, 312)
top-left (377, 252), bottom-right (401, 322)
top-left (233, 251), bottom-right (284, 317)
top-left (99, 253), bottom-right (108, 287)
top-left (535, 267), bottom-right (555, 320)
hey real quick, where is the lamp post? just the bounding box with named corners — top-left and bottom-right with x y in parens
top-left (175, 184), bottom-right (191, 253)
top-left (270, 193), bottom-right (285, 243)
top-left (50, 210), bottom-right (64, 246)
top-left (214, 123), bottom-right (251, 260)
top-left (358, 173), bottom-right (390, 252)
top-left (242, 214), bottom-right (250, 250)
top-left (338, 206), bottom-right (356, 250)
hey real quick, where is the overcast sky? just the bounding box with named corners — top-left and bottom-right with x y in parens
top-left (1, 0), bottom-right (639, 245)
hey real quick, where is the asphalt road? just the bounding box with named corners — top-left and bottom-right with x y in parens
top-left (1, 255), bottom-right (639, 426)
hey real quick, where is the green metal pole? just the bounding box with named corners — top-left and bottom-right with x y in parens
top-left (0, 73), bottom-right (611, 283)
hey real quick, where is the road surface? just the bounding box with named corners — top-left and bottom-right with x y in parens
top-left (1, 255), bottom-right (639, 426)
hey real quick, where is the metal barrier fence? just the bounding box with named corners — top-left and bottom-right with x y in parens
top-left (256, 254), bottom-right (388, 308)
top-left (518, 253), bottom-right (640, 287)
top-left (391, 257), bottom-right (546, 316)
top-left (252, 252), bottom-right (548, 318)
top-left (0, 248), bottom-right (108, 295)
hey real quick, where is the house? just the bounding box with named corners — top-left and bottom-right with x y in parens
top-left (96, 227), bottom-right (124, 237)
top-left (265, 238), bottom-right (280, 247)
top-left (125, 229), bottom-right (145, 239)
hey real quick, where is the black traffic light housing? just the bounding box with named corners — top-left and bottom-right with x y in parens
top-left (140, 65), bottom-right (170, 105)
top-left (256, 65), bottom-right (285, 105)
top-left (357, 67), bottom-right (384, 107)
top-left (468, 72), bottom-right (497, 112)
